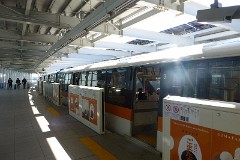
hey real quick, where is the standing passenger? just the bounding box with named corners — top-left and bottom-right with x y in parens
top-left (8, 78), bottom-right (13, 89)
top-left (16, 78), bottom-right (21, 89)
top-left (22, 78), bottom-right (27, 89)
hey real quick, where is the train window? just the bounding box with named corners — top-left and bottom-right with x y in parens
top-left (49, 74), bottom-right (56, 83)
top-left (73, 72), bottom-right (80, 85)
top-left (64, 73), bottom-right (72, 84)
top-left (64, 74), bottom-right (68, 84)
top-left (232, 70), bottom-right (240, 102)
top-left (91, 71), bottom-right (98, 87)
top-left (58, 73), bottom-right (64, 84)
top-left (96, 70), bottom-right (106, 88)
top-left (106, 68), bottom-right (133, 107)
top-left (81, 72), bottom-right (90, 86)
top-left (87, 72), bottom-right (92, 86)
top-left (209, 68), bottom-right (237, 101)
top-left (79, 72), bottom-right (84, 85)
top-left (136, 66), bottom-right (160, 101)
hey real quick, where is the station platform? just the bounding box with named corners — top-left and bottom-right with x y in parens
top-left (0, 86), bottom-right (161, 160)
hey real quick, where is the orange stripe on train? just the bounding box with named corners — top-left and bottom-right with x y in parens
top-left (105, 103), bottom-right (132, 121)
top-left (157, 116), bottom-right (163, 132)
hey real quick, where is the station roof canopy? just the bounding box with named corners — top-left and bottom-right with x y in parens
top-left (0, 0), bottom-right (240, 74)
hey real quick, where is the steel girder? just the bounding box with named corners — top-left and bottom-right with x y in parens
top-left (35, 0), bottom-right (140, 69)
top-left (0, 5), bottom-right (80, 29)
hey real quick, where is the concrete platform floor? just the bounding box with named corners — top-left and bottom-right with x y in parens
top-left (0, 87), bottom-right (161, 160)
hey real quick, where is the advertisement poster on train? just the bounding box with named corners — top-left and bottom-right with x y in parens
top-left (69, 93), bottom-right (79, 115)
top-left (170, 119), bottom-right (211, 160)
top-left (81, 96), bottom-right (98, 125)
top-left (211, 130), bottom-right (240, 160)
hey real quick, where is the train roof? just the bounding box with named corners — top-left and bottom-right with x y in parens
top-left (60, 38), bottom-right (240, 73)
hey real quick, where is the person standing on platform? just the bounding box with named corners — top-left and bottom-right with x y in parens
top-left (22, 78), bottom-right (27, 89)
top-left (8, 78), bottom-right (13, 89)
top-left (16, 78), bottom-right (21, 89)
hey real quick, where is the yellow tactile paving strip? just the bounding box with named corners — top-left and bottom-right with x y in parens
top-left (48, 107), bottom-right (60, 116)
top-left (80, 137), bottom-right (118, 160)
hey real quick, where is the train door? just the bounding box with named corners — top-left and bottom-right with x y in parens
top-left (133, 65), bottom-right (160, 147)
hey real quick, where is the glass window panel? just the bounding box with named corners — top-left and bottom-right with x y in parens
top-left (136, 65), bottom-right (160, 101)
top-left (96, 70), bottom-right (106, 88)
top-left (106, 68), bottom-right (133, 107)
top-left (91, 71), bottom-right (98, 87)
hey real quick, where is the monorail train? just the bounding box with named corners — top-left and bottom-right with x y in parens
top-left (41, 51), bottom-right (240, 148)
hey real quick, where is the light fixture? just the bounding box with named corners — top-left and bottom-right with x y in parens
top-left (196, 0), bottom-right (240, 23)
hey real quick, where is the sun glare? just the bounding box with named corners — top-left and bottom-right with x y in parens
top-left (35, 116), bottom-right (51, 132)
top-left (46, 137), bottom-right (71, 160)
top-left (31, 106), bottom-right (40, 115)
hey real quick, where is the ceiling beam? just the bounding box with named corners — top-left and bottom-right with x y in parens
top-left (45, 0), bottom-right (74, 35)
top-left (0, 48), bottom-right (45, 57)
top-left (0, 29), bottom-right (60, 43)
top-left (182, 27), bottom-right (227, 38)
top-left (36, 0), bottom-right (140, 69)
top-left (62, 58), bottom-right (110, 62)
top-left (92, 19), bottom-right (193, 46)
top-left (0, 29), bottom-right (152, 54)
top-left (141, 0), bottom-right (186, 11)
top-left (119, 8), bottom-right (160, 29)
top-left (52, 53), bottom-right (113, 60)
top-left (71, 0), bottom-right (88, 15)
top-left (78, 48), bottom-right (132, 56)
top-left (195, 31), bottom-right (240, 42)
top-left (0, 57), bottom-right (41, 61)
top-left (0, 41), bottom-right (50, 52)
top-left (94, 41), bottom-right (156, 53)
top-left (123, 27), bottom-right (193, 45)
top-left (0, 5), bottom-right (79, 29)
top-left (60, 0), bottom-right (73, 13)
top-left (21, 0), bottom-right (33, 48)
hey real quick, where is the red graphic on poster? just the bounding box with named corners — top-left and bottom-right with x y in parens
top-left (170, 119), bottom-right (211, 160)
top-left (82, 97), bottom-right (90, 121)
top-left (82, 96), bottom-right (98, 125)
top-left (69, 93), bottom-right (79, 115)
top-left (212, 130), bottom-right (240, 160)
top-left (89, 99), bottom-right (97, 125)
